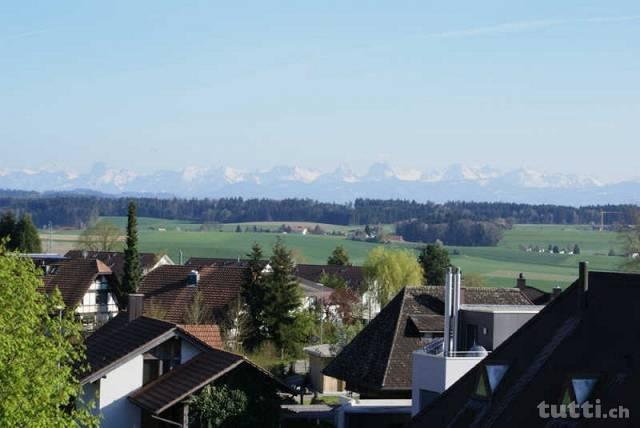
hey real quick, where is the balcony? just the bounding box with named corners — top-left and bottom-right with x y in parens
top-left (411, 349), bottom-right (486, 415)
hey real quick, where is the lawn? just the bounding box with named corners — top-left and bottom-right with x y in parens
top-left (41, 218), bottom-right (628, 292)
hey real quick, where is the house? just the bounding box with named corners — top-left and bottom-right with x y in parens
top-left (324, 284), bottom-right (533, 399)
top-left (39, 257), bottom-right (119, 330)
top-left (138, 265), bottom-right (247, 324)
top-left (298, 277), bottom-right (334, 309)
top-left (304, 344), bottom-right (344, 394)
top-left (410, 263), bottom-right (640, 427)
top-left (65, 250), bottom-right (174, 284)
top-left (411, 270), bottom-right (541, 415)
top-left (79, 295), bottom-right (293, 428)
top-left (322, 283), bottom-right (533, 428)
top-left (295, 264), bottom-right (380, 320)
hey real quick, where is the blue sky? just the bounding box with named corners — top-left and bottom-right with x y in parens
top-left (1, 1), bottom-right (638, 180)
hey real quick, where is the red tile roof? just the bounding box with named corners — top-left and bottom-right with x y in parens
top-left (138, 265), bottom-right (247, 324)
top-left (178, 324), bottom-right (224, 349)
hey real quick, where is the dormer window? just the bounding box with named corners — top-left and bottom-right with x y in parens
top-left (473, 363), bottom-right (510, 399)
top-left (561, 376), bottom-right (598, 405)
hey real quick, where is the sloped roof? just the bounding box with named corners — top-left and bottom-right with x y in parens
top-left (138, 265), bottom-right (247, 323)
top-left (178, 324), bottom-right (224, 349)
top-left (411, 270), bottom-right (640, 427)
top-left (41, 258), bottom-right (113, 308)
top-left (323, 286), bottom-right (532, 392)
top-left (519, 284), bottom-right (552, 305)
top-left (128, 348), bottom-right (244, 414)
top-left (296, 264), bottom-right (366, 291)
top-left (65, 250), bottom-right (167, 281)
top-left (81, 314), bottom-right (177, 384)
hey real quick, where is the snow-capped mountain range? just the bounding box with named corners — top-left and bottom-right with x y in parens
top-left (0, 162), bottom-right (638, 205)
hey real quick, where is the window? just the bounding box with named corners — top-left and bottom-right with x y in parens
top-left (143, 360), bottom-right (160, 385)
top-left (465, 324), bottom-right (478, 350)
top-left (560, 376), bottom-right (598, 405)
top-left (96, 290), bottom-right (109, 305)
top-left (473, 363), bottom-right (510, 399)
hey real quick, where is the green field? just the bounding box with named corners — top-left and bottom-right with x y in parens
top-left (43, 219), bottom-right (627, 292)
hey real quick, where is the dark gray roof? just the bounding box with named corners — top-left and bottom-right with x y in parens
top-left (81, 314), bottom-right (177, 384)
top-left (128, 349), bottom-right (244, 414)
top-left (411, 270), bottom-right (640, 428)
top-left (323, 286), bottom-right (532, 393)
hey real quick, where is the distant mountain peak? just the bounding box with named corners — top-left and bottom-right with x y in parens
top-left (0, 162), bottom-right (635, 205)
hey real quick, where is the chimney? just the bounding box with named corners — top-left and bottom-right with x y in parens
top-left (578, 261), bottom-right (589, 309)
top-left (516, 273), bottom-right (526, 289)
top-left (551, 286), bottom-right (562, 300)
top-left (128, 294), bottom-right (144, 322)
top-left (444, 267), bottom-right (453, 356)
top-left (452, 268), bottom-right (461, 354)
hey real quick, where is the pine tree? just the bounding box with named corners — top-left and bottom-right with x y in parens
top-left (327, 245), bottom-right (351, 266)
top-left (122, 201), bottom-right (141, 301)
top-left (263, 238), bottom-right (306, 357)
top-left (0, 212), bottom-right (18, 249)
top-left (241, 243), bottom-right (268, 351)
top-left (14, 214), bottom-right (42, 253)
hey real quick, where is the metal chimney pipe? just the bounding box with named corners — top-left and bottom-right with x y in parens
top-left (452, 268), bottom-right (461, 353)
top-left (444, 267), bottom-right (453, 356)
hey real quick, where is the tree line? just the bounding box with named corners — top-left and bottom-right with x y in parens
top-left (0, 193), bottom-right (637, 229)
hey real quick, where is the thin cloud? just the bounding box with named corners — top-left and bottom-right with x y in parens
top-left (430, 15), bottom-right (640, 39)
top-left (1, 29), bottom-right (48, 42)
top-left (430, 19), bottom-right (565, 39)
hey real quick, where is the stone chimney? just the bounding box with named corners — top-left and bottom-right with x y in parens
top-left (516, 273), bottom-right (526, 289)
top-left (551, 286), bottom-right (562, 301)
top-left (128, 294), bottom-right (144, 322)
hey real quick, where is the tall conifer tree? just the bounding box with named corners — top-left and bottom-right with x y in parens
top-left (122, 201), bottom-right (141, 300)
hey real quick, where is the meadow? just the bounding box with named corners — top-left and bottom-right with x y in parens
top-left (43, 219), bottom-right (626, 292)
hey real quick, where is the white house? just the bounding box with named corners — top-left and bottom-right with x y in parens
top-left (79, 295), bottom-right (292, 427)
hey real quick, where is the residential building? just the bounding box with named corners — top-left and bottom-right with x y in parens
top-left (411, 269), bottom-right (541, 415)
top-left (40, 257), bottom-right (119, 330)
top-left (410, 263), bottom-right (640, 427)
top-left (322, 283), bottom-right (533, 428)
top-left (79, 295), bottom-right (292, 428)
top-left (65, 250), bottom-right (174, 284)
top-left (138, 265), bottom-right (247, 324)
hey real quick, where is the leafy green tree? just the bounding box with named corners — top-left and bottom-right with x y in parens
top-left (190, 384), bottom-right (248, 428)
top-left (418, 244), bottom-right (451, 285)
top-left (327, 245), bottom-right (351, 266)
top-left (241, 243), bottom-right (268, 351)
top-left (262, 238), bottom-right (308, 357)
top-left (122, 201), bottom-right (141, 300)
top-left (235, 225), bottom-right (242, 233)
top-left (363, 247), bottom-right (423, 306)
top-left (552, 245), bottom-right (560, 254)
top-left (79, 220), bottom-right (122, 251)
top-left (573, 244), bottom-right (581, 255)
top-left (0, 243), bottom-right (98, 427)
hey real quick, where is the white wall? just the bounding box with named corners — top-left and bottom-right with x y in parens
top-left (99, 355), bottom-right (144, 428)
top-left (411, 351), bottom-right (483, 415)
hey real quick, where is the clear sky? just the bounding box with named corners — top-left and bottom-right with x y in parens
top-left (1, 1), bottom-right (638, 180)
